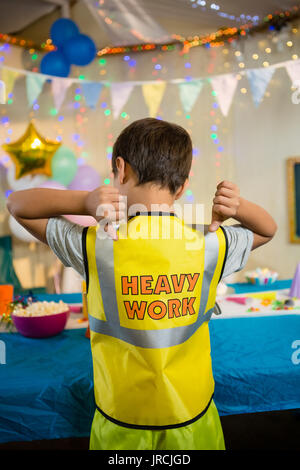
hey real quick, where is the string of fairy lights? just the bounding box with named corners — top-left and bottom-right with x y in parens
top-left (0, 5), bottom-right (299, 57)
top-left (187, 0), bottom-right (260, 25)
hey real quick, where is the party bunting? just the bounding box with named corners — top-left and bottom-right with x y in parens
top-left (246, 66), bottom-right (275, 107)
top-left (51, 77), bottom-right (73, 111)
top-left (2, 57), bottom-right (300, 116)
top-left (285, 59), bottom-right (300, 85)
top-left (81, 82), bottom-right (103, 108)
top-left (110, 82), bottom-right (135, 119)
top-left (178, 80), bottom-right (203, 114)
top-left (0, 68), bottom-right (19, 100)
top-left (26, 74), bottom-right (46, 107)
top-left (142, 82), bottom-right (167, 118)
top-left (210, 73), bottom-right (238, 116)
top-left (0, 80), bottom-right (5, 104)
top-left (285, 60), bottom-right (300, 104)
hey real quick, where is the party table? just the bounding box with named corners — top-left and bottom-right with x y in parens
top-left (0, 280), bottom-right (299, 444)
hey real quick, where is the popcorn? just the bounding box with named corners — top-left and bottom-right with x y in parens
top-left (12, 300), bottom-right (68, 317)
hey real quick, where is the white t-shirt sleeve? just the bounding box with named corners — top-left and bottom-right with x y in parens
top-left (46, 217), bottom-right (85, 278)
top-left (221, 225), bottom-right (254, 279)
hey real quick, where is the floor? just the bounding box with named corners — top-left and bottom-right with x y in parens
top-left (0, 410), bottom-right (299, 451)
top-left (221, 409), bottom-right (300, 450)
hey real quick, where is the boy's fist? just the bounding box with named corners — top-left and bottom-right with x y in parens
top-left (208, 181), bottom-right (240, 232)
top-left (84, 186), bottom-right (126, 239)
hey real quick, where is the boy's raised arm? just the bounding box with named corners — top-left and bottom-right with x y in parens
top-left (7, 187), bottom-right (124, 244)
top-left (7, 189), bottom-right (90, 244)
top-left (233, 196), bottom-right (277, 250)
top-left (208, 180), bottom-right (277, 250)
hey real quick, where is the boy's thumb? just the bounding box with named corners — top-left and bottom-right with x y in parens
top-left (208, 219), bottom-right (221, 232)
top-left (105, 223), bottom-right (118, 240)
top-left (209, 208), bottom-right (223, 232)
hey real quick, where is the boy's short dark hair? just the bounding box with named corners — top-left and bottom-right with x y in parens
top-left (112, 118), bottom-right (193, 194)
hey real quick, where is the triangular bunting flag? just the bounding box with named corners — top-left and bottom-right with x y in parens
top-left (246, 67), bottom-right (275, 107)
top-left (142, 82), bottom-right (166, 118)
top-left (178, 80), bottom-right (203, 114)
top-left (285, 60), bottom-right (300, 85)
top-left (81, 82), bottom-right (103, 108)
top-left (0, 80), bottom-right (5, 104)
top-left (210, 74), bottom-right (238, 116)
top-left (51, 77), bottom-right (73, 111)
top-left (110, 82), bottom-right (135, 119)
top-left (26, 74), bottom-right (46, 107)
top-left (0, 68), bottom-right (19, 100)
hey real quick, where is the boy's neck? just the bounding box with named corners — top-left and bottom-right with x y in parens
top-left (126, 185), bottom-right (175, 215)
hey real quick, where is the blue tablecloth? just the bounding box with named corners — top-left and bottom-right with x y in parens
top-left (0, 329), bottom-right (95, 444)
top-left (211, 314), bottom-right (300, 415)
top-left (0, 280), bottom-right (299, 444)
top-left (227, 279), bottom-right (293, 294)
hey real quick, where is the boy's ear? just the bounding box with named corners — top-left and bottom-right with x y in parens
top-left (116, 157), bottom-right (137, 185)
top-left (174, 179), bottom-right (189, 200)
top-left (115, 156), bottom-right (126, 184)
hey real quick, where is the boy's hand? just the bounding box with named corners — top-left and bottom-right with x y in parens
top-left (208, 181), bottom-right (240, 232)
top-left (85, 186), bottom-right (126, 221)
top-left (85, 186), bottom-right (126, 240)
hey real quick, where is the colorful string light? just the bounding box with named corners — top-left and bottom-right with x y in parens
top-left (0, 6), bottom-right (298, 58)
top-left (188, 0), bottom-right (260, 24)
top-left (0, 33), bottom-right (54, 52)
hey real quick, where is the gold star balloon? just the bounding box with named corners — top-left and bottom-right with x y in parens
top-left (2, 122), bottom-right (61, 179)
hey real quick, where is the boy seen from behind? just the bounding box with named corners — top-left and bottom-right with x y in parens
top-left (7, 118), bottom-right (277, 450)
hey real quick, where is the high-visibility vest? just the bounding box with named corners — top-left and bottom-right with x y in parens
top-left (83, 213), bottom-right (228, 429)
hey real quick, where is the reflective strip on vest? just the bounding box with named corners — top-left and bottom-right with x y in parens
top-left (88, 228), bottom-right (221, 349)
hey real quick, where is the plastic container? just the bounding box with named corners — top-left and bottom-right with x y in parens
top-left (245, 268), bottom-right (278, 286)
top-left (12, 310), bottom-right (70, 338)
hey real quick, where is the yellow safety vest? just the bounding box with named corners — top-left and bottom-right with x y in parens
top-left (83, 212), bottom-right (227, 429)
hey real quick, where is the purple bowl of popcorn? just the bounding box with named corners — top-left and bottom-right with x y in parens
top-left (11, 301), bottom-right (70, 338)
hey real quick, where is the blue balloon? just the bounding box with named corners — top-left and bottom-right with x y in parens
top-left (62, 34), bottom-right (96, 66)
top-left (50, 18), bottom-right (79, 47)
top-left (40, 51), bottom-right (70, 77)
